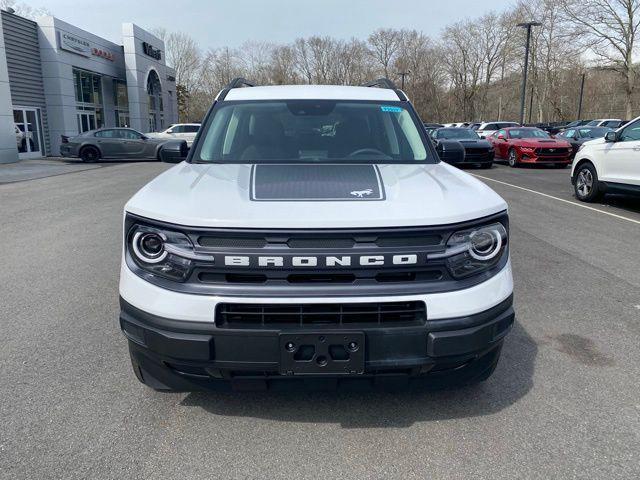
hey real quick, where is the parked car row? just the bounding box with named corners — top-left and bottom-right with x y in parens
top-left (431, 115), bottom-right (640, 204)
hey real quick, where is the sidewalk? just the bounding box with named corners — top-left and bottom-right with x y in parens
top-left (0, 158), bottom-right (103, 184)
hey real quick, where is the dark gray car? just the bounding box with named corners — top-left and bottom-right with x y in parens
top-left (60, 128), bottom-right (170, 162)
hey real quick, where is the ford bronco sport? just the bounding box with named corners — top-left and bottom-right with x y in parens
top-left (119, 78), bottom-right (514, 391)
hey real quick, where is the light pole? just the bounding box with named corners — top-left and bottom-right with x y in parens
top-left (398, 71), bottom-right (410, 90)
top-left (517, 22), bottom-right (541, 125)
top-left (577, 73), bottom-right (586, 119)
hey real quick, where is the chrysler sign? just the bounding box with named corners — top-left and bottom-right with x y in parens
top-left (59, 31), bottom-right (115, 61)
top-left (59, 32), bottom-right (91, 57)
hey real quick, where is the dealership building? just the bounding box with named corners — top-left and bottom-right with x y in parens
top-left (0, 9), bottom-right (178, 163)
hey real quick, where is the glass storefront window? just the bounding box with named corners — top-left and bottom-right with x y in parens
top-left (73, 68), bottom-right (105, 132)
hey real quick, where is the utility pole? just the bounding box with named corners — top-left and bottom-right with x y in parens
top-left (517, 22), bottom-right (541, 125)
top-left (577, 73), bottom-right (586, 119)
top-left (398, 71), bottom-right (410, 90)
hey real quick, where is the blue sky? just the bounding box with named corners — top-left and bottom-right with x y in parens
top-left (35, 0), bottom-right (514, 48)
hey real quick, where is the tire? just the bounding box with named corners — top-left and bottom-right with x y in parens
top-left (79, 146), bottom-right (100, 162)
top-left (507, 148), bottom-right (519, 168)
top-left (574, 162), bottom-right (602, 202)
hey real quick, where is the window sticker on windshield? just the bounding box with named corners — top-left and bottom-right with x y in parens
top-left (380, 106), bottom-right (403, 113)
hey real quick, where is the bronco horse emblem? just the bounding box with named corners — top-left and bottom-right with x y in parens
top-left (350, 189), bottom-right (373, 198)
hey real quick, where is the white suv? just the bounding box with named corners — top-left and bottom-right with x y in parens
top-left (119, 78), bottom-right (514, 392)
top-left (571, 116), bottom-right (640, 202)
top-left (476, 121), bottom-right (520, 139)
top-left (146, 123), bottom-right (200, 147)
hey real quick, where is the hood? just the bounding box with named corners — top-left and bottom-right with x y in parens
top-left (515, 138), bottom-right (571, 148)
top-left (125, 162), bottom-right (507, 229)
top-left (458, 139), bottom-right (492, 148)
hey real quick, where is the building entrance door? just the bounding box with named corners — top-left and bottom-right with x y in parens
top-left (13, 108), bottom-right (43, 159)
top-left (77, 112), bottom-right (96, 133)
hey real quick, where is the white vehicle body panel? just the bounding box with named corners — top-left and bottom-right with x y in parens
top-left (125, 162), bottom-right (507, 229)
top-left (120, 257), bottom-right (514, 322)
top-left (222, 85), bottom-right (402, 102)
top-left (571, 116), bottom-right (640, 187)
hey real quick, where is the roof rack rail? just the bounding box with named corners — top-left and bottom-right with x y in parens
top-left (217, 77), bottom-right (255, 101)
top-left (361, 78), bottom-right (407, 101)
top-left (227, 77), bottom-right (255, 89)
top-left (362, 78), bottom-right (398, 90)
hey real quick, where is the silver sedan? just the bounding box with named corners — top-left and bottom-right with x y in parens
top-left (60, 128), bottom-right (171, 162)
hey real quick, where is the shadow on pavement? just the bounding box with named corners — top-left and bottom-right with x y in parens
top-left (180, 321), bottom-right (537, 429)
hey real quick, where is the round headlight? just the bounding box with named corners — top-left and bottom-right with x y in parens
top-left (469, 228), bottom-right (502, 260)
top-left (132, 231), bottom-right (167, 263)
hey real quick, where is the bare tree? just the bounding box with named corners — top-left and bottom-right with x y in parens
top-left (0, 0), bottom-right (50, 19)
top-left (561, 0), bottom-right (640, 118)
top-left (367, 28), bottom-right (402, 78)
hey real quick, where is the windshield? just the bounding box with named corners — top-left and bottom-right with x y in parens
top-left (435, 128), bottom-right (480, 140)
top-left (579, 127), bottom-right (611, 138)
top-left (508, 128), bottom-right (550, 139)
top-left (192, 100), bottom-right (433, 163)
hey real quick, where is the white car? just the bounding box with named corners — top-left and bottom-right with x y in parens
top-left (571, 116), bottom-right (640, 202)
top-left (585, 118), bottom-right (624, 129)
top-left (145, 123), bottom-right (200, 147)
top-left (119, 79), bottom-right (514, 392)
top-left (476, 121), bottom-right (520, 139)
top-left (443, 122), bottom-right (470, 128)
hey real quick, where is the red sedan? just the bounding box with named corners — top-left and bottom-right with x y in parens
top-left (487, 127), bottom-right (573, 168)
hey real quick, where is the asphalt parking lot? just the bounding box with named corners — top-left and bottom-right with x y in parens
top-left (1, 160), bottom-right (639, 479)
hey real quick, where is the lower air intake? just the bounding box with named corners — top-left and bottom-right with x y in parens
top-left (215, 301), bottom-right (426, 328)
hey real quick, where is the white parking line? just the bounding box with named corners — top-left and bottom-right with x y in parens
top-left (472, 174), bottom-right (640, 226)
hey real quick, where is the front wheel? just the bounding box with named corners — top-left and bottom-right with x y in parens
top-left (507, 149), bottom-right (519, 168)
top-left (574, 163), bottom-right (602, 202)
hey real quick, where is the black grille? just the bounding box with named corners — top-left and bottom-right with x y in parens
top-left (215, 301), bottom-right (427, 328)
top-left (464, 147), bottom-right (490, 155)
top-left (198, 236), bottom-right (267, 248)
top-left (197, 234), bottom-right (442, 249)
top-left (536, 147), bottom-right (569, 156)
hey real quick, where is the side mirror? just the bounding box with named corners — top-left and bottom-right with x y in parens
top-left (605, 131), bottom-right (618, 142)
top-left (166, 129), bottom-right (174, 134)
top-left (497, 134), bottom-right (505, 140)
top-left (160, 140), bottom-right (188, 163)
top-left (140, 135), bottom-right (149, 141)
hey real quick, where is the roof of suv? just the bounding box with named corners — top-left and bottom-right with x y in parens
top-left (223, 84), bottom-right (401, 102)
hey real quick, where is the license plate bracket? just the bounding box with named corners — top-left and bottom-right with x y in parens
top-left (279, 332), bottom-right (365, 375)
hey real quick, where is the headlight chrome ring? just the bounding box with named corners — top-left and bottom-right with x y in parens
top-left (132, 231), bottom-right (168, 264)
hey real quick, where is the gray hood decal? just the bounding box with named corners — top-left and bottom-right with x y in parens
top-left (250, 164), bottom-right (385, 201)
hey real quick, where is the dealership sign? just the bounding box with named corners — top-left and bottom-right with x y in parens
top-left (59, 31), bottom-right (115, 61)
top-left (59, 32), bottom-right (91, 57)
top-left (142, 42), bottom-right (162, 60)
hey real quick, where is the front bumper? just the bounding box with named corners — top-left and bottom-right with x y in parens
top-left (120, 294), bottom-right (514, 391)
top-left (520, 153), bottom-right (571, 164)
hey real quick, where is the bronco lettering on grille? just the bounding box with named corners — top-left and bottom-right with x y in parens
top-left (223, 255), bottom-right (419, 267)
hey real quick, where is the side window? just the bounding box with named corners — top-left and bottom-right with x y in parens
top-left (619, 121), bottom-right (640, 142)
top-left (563, 129), bottom-right (576, 138)
top-left (171, 125), bottom-right (183, 133)
top-left (184, 125), bottom-right (200, 133)
top-left (485, 123), bottom-right (496, 130)
top-left (496, 129), bottom-right (506, 138)
top-left (120, 129), bottom-right (142, 140)
top-left (95, 130), bottom-right (116, 138)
